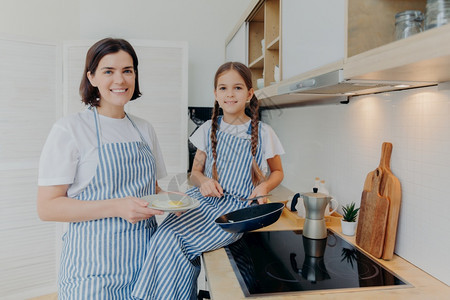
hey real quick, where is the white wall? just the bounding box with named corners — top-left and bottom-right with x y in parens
top-left (77, 0), bottom-right (252, 107)
top-left (0, 0), bottom-right (251, 107)
top-left (0, 0), bottom-right (80, 40)
top-left (261, 85), bottom-right (450, 286)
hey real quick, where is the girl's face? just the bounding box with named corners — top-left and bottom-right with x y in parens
top-left (87, 50), bottom-right (135, 115)
top-left (214, 69), bottom-right (254, 121)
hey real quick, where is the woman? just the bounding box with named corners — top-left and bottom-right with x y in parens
top-left (37, 38), bottom-right (166, 299)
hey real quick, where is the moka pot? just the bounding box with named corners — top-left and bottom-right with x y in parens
top-left (302, 192), bottom-right (332, 239)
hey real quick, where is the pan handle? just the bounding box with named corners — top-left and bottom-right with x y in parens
top-left (250, 200), bottom-right (258, 206)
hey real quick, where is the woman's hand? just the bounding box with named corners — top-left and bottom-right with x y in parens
top-left (114, 197), bottom-right (163, 224)
top-left (199, 178), bottom-right (223, 197)
top-left (37, 185), bottom-right (163, 223)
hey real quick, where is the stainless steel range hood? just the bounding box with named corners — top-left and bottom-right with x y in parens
top-left (277, 69), bottom-right (434, 96)
top-left (259, 69), bottom-right (436, 108)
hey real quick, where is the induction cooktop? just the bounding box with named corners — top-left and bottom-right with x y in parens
top-left (224, 230), bottom-right (411, 297)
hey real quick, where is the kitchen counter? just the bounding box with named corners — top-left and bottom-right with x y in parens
top-left (202, 196), bottom-right (450, 299)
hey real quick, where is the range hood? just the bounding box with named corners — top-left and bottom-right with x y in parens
top-left (259, 69), bottom-right (436, 108)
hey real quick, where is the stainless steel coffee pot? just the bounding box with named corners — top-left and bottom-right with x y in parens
top-left (302, 192), bottom-right (332, 239)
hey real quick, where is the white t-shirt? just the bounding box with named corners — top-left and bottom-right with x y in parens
top-left (189, 119), bottom-right (284, 174)
top-left (38, 108), bottom-right (167, 198)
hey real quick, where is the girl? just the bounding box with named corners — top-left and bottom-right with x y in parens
top-left (37, 38), bottom-right (166, 299)
top-left (132, 62), bottom-right (284, 300)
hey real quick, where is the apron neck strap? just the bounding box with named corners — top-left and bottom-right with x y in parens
top-left (93, 107), bottom-right (103, 149)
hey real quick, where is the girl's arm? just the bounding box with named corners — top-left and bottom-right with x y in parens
top-left (250, 155), bottom-right (284, 203)
top-left (37, 185), bottom-right (163, 224)
top-left (189, 149), bottom-right (223, 197)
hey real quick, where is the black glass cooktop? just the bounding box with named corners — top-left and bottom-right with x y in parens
top-left (225, 230), bottom-right (410, 297)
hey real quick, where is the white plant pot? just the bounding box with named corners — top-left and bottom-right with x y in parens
top-left (341, 219), bottom-right (357, 236)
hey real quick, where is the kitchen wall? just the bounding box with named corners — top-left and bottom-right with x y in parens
top-left (0, 0), bottom-right (80, 40)
top-left (261, 84), bottom-right (450, 285)
top-left (0, 0), bottom-right (252, 108)
top-left (0, 1), bottom-right (252, 298)
top-left (77, 0), bottom-right (252, 107)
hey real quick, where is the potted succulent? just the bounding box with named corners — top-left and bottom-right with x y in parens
top-left (340, 202), bottom-right (360, 236)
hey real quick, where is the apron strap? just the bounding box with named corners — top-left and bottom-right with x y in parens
top-left (93, 107), bottom-right (103, 157)
top-left (126, 114), bottom-right (147, 143)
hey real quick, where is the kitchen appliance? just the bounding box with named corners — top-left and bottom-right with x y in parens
top-left (225, 230), bottom-right (410, 297)
top-left (215, 202), bottom-right (284, 233)
top-left (276, 69), bottom-right (433, 98)
top-left (302, 192), bottom-right (332, 239)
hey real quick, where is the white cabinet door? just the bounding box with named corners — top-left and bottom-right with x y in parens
top-left (281, 0), bottom-right (346, 80)
top-left (225, 23), bottom-right (248, 64)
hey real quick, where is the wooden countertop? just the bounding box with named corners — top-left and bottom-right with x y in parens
top-left (202, 205), bottom-right (450, 299)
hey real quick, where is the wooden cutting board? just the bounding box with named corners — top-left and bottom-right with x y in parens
top-left (356, 166), bottom-right (390, 258)
top-left (378, 142), bottom-right (402, 260)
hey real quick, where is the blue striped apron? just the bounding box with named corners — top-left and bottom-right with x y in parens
top-left (58, 107), bottom-right (158, 299)
top-left (132, 118), bottom-right (263, 300)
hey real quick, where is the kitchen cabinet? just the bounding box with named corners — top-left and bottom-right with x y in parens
top-left (225, 0), bottom-right (281, 89)
top-left (245, 0), bottom-right (281, 89)
top-left (227, 0), bottom-right (450, 108)
top-left (225, 23), bottom-right (247, 64)
top-left (281, 0), bottom-right (346, 80)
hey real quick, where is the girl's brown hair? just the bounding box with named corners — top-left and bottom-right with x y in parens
top-left (211, 62), bottom-right (266, 186)
top-left (79, 38), bottom-right (142, 107)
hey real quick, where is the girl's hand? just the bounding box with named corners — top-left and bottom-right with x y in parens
top-left (115, 197), bottom-right (164, 224)
top-left (199, 178), bottom-right (223, 197)
top-left (249, 183), bottom-right (270, 204)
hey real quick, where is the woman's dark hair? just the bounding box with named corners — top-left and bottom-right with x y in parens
top-left (80, 38), bottom-right (141, 106)
top-left (210, 61), bottom-right (265, 186)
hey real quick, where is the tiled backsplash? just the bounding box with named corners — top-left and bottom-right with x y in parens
top-left (261, 85), bottom-right (450, 286)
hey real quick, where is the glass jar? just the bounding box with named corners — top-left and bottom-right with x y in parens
top-left (425, 0), bottom-right (450, 30)
top-left (395, 10), bottom-right (424, 40)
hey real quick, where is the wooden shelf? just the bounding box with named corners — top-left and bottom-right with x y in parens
top-left (266, 36), bottom-right (279, 50)
top-left (249, 54), bottom-right (264, 68)
top-left (247, 0), bottom-right (281, 90)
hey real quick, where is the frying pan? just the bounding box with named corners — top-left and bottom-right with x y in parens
top-left (215, 202), bottom-right (285, 233)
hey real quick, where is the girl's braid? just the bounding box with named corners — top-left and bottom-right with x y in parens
top-left (210, 100), bottom-right (220, 181)
top-left (249, 95), bottom-right (266, 186)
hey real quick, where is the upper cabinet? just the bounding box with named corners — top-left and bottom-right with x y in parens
top-left (281, 0), bottom-right (346, 80)
top-left (226, 0), bottom-right (450, 107)
top-left (225, 23), bottom-right (247, 64)
top-left (246, 0), bottom-right (281, 89)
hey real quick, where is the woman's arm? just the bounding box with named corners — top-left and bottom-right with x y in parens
top-left (189, 149), bottom-right (223, 197)
top-left (250, 155), bottom-right (284, 202)
top-left (37, 185), bottom-right (163, 224)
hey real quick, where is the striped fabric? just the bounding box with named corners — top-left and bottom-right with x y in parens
top-left (132, 120), bottom-right (263, 300)
top-left (58, 108), bottom-right (158, 299)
